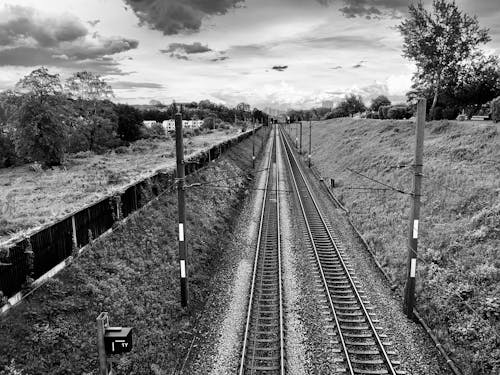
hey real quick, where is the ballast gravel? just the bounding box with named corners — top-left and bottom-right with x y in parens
top-left (180, 136), bottom-right (272, 375)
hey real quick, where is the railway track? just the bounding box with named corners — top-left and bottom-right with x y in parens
top-left (239, 126), bottom-right (285, 374)
top-left (279, 126), bottom-right (404, 375)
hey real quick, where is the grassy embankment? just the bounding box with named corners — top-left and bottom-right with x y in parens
top-left (0, 129), bottom-right (268, 374)
top-left (301, 118), bottom-right (499, 374)
top-left (0, 127), bottom-right (240, 244)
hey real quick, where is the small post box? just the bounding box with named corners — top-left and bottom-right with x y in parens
top-left (104, 327), bottom-right (133, 355)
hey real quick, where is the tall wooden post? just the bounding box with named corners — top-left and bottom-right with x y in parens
top-left (97, 312), bottom-right (109, 375)
top-left (252, 120), bottom-right (255, 168)
top-left (308, 120), bottom-right (312, 168)
top-left (403, 98), bottom-right (426, 319)
top-left (175, 113), bottom-right (188, 307)
top-left (299, 121), bottom-right (303, 155)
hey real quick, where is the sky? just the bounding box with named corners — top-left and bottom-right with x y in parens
top-left (0, 0), bottom-right (499, 109)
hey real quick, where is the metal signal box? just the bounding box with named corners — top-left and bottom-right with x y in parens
top-left (104, 327), bottom-right (133, 355)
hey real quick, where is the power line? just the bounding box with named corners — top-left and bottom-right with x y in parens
top-left (345, 167), bottom-right (413, 196)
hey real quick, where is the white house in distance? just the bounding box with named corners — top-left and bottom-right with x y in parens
top-left (143, 119), bottom-right (204, 132)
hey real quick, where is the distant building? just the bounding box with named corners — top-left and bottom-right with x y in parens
top-left (321, 100), bottom-right (334, 109)
top-left (143, 120), bottom-right (158, 128)
top-left (162, 119), bottom-right (204, 132)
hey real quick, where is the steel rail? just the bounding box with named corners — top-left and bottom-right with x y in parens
top-left (279, 125), bottom-right (398, 375)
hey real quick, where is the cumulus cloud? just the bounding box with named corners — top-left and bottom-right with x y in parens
top-left (0, 5), bottom-right (87, 47)
top-left (161, 42), bottom-right (212, 55)
top-left (0, 5), bottom-right (139, 75)
top-left (338, 0), bottom-right (408, 19)
top-left (111, 81), bottom-right (164, 90)
top-left (123, 0), bottom-right (244, 35)
top-left (272, 65), bottom-right (288, 71)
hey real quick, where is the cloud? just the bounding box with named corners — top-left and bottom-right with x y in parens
top-left (0, 6), bottom-right (139, 75)
top-left (161, 42), bottom-right (212, 54)
top-left (87, 19), bottom-right (100, 27)
top-left (111, 81), bottom-right (164, 90)
top-left (352, 60), bottom-right (366, 68)
top-left (123, 0), bottom-right (244, 35)
top-left (0, 5), bottom-right (88, 47)
top-left (272, 65), bottom-right (288, 71)
top-left (330, 65), bottom-right (343, 70)
top-left (210, 56), bottom-right (229, 62)
top-left (299, 35), bottom-right (390, 51)
top-left (338, 0), bottom-right (408, 19)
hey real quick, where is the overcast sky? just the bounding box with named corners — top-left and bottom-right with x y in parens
top-left (0, 0), bottom-right (499, 109)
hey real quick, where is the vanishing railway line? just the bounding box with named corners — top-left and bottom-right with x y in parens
top-left (239, 127), bottom-right (285, 374)
top-left (237, 125), bottom-right (403, 374)
top-left (279, 126), bottom-right (404, 375)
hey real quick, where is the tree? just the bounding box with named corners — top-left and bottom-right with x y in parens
top-left (13, 68), bottom-right (67, 166)
top-left (370, 95), bottom-right (391, 111)
top-left (398, 0), bottom-right (490, 119)
top-left (15, 95), bottom-right (67, 166)
top-left (65, 72), bottom-right (117, 151)
top-left (338, 94), bottom-right (366, 116)
top-left (115, 104), bottom-right (144, 143)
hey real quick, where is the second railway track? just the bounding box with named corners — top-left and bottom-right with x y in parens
top-left (279, 126), bottom-right (404, 375)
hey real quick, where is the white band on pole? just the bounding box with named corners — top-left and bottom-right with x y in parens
top-left (179, 223), bottom-right (184, 242)
top-left (410, 258), bottom-right (417, 278)
top-left (413, 219), bottom-right (419, 239)
top-left (180, 260), bottom-right (186, 278)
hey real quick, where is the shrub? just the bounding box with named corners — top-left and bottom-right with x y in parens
top-left (378, 105), bottom-right (391, 119)
top-left (430, 106), bottom-right (443, 120)
top-left (442, 107), bottom-right (460, 120)
top-left (387, 105), bottom-right (409, 120)
top-left (148, 123), bottom-right (166, 138)
top-left (0, 133), bottom-right (17, 168)
top-left (491, 96), bottom-right (500, 123)
top-left (324, 107), bottom-right (348, 119)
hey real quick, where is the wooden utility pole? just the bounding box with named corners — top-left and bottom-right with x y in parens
top-left (175, 112), bottom-right (188, 307)
top-left (299, 121), bottom-right (303, 155)
top-left (403, 98), bottom-right (426, 319)
top-left (308, 120), bottom-right (312, 168)
top-left (252, 119), bottom-right (255, 168)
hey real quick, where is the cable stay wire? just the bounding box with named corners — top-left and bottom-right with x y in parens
top-left (345, 167), bottom-right (413, 196)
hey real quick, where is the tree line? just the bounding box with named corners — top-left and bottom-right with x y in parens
top-left (0, 68), bottom-right (268, 169)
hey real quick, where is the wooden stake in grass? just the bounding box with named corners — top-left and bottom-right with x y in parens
top-left (175, 112), bottom-right (188, 307)
top-left (403, 98), bottom-right (426, 320)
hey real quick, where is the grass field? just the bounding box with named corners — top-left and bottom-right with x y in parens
top-left (0, 128), bottom-right (240, 245)
top-left (296, 118), bottom-right (499, 374)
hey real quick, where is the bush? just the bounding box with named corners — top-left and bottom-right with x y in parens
top-left (324, 107), bottom-right (348, 119)
top-left (0, 133), bottom-right (17, 167)
top-left (148, 123), bottom-right (166, 138)
top-left (430, 106), bottom-right (443, 120)
top-left (442, 107), bottom-right (460, 120)
top-left (491, 96), bottom-right (500, 123)
top-left (378, 105), bottom-right (391, 119)
top-left (387, 105), bottom-right (410, 120)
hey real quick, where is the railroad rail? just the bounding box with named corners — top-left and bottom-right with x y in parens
top-left (279, 126), bottom-right (404, 375)
top-left (239, 126), bottom-right (285, 374)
